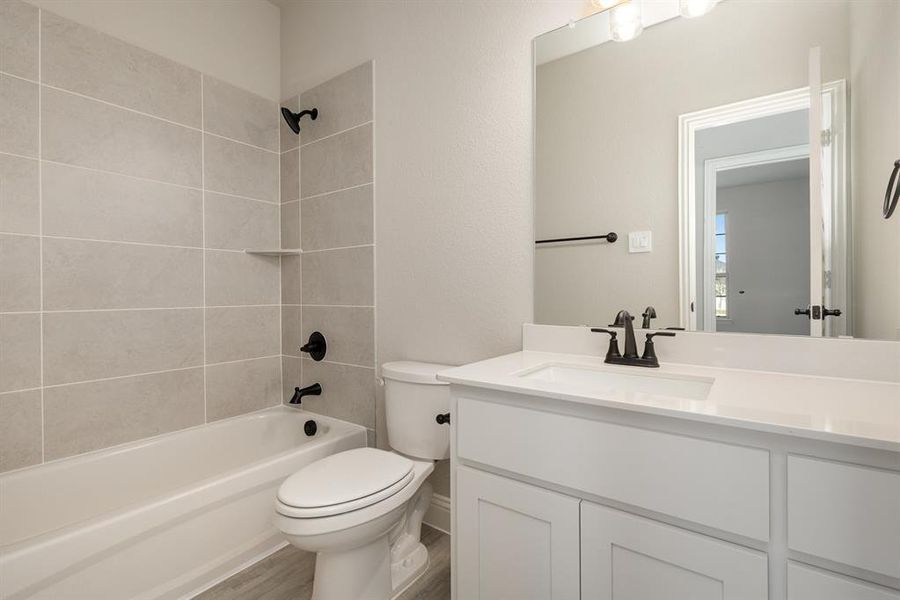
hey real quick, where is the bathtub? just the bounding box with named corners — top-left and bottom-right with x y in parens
top-left (0, 406), bottom-right (366, 600)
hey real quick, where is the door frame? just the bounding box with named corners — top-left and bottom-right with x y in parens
top-left (677, 81), bottom-right (848, 332)
top-left (702, 145), bottom-right (810, 331)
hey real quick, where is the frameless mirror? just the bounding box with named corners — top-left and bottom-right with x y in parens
top-left (534, 0), bottom-right (900, 340)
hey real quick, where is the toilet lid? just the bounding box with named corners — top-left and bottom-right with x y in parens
top-left (277, 448), bottom-right (414, 517)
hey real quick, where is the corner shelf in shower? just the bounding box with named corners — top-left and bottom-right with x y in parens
top-left (243, 249), bottom-right (302, 256)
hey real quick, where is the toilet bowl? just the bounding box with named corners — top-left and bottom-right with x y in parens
top-left (275, 361), bottom-right (451, 600)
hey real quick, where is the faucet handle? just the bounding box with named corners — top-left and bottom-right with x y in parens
top-left (591, 328), bottom-right (622, 359)
top-left (645, 331), bottom-right (676, 341)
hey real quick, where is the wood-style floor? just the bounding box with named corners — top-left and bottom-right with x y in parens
top-left (195, 525), bottom-right (450, 600)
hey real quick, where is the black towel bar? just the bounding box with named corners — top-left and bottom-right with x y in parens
top-left (535, 232), bottom-right (618, 245)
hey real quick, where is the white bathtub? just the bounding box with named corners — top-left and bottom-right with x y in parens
top-left (0, 406), bottom-right (366, 600)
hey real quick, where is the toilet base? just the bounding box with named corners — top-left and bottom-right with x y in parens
top-left (390, 542), bottom-right (429, 599)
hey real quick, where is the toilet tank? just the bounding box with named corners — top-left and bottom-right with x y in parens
top-left (381, 362), bottom-right (451, 460)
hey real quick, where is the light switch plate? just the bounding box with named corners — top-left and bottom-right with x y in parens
top-left (628, 230), bottom-right (652, 253)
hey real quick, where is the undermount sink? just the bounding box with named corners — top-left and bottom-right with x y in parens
top-left (517, 364), bottom-right (714, 401)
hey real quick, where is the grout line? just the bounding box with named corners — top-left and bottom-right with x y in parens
top-left (300, 304), bottom-right (375, 309)
top-left (0, 151), bottom-right (281, 206)
top-left (299, 120), bottom-right (373, 149)
top-left (296, 118), bottom-right (303, 400)
top-left (371, 79), bottom-right (378, 437)
top-left (301, 243), bottom-right (374, 254)
top-left (301, 357), bottom-right (376, 370)
top-left (39, 83), bottom-right (279, 155)
top-left (0, 386), bottom-right (44, 396)
top-left (281, 198), bottom-right (300, 206)
top-left (33, 304), bottom-right (280, 315)
top-left (37, 8), bottom-right (45, 464)
top-left (301, 181), bottom-right (373, 201)
top-left (0, 70), bottom-right (39, 85)
top-left (278, 102), bottom-right (285, 400)
top-left (41, 355), bottom-right (282, 392)
top-left (201, 75), bottom-right (208, 425)
top-left (43, 365), bottom-right (206, 390)
top-left (2, 232), bottom-right (268, 254)
top-left (203, 130), bottom-right (279, 155)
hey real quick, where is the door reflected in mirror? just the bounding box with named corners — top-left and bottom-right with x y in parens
top-left (533, 0), bottom-right (900, 340)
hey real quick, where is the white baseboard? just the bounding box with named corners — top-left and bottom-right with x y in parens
top-left (423, 493), bottom-right (451, 535)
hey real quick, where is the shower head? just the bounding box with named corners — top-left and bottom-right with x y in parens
top-left (281, 107), bottom-right (318, 135)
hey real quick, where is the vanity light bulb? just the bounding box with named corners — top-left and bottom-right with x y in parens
top-left (679, 0), bottom-right (717, 18)
top-left (609, 1), bottom-right (643, 42)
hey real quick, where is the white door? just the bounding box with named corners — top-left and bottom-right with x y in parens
top-left (581, 502), bottom-right (767, 600)
top-left (455, 466), bottom-right (580, 600)
top-left (807, 46), bottom-right (826, 336)
top-left (788, 562), bottom-right (900, 600)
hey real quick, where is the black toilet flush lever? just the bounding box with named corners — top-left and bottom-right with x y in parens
top-left (290, 383), bottom-right (322, 405)
top-left (436, 413), bottom-right (451, 425)
top-left (300, 331), bottom-right (327, 361)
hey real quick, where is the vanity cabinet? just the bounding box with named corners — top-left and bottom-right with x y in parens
top-left (450, 386), bottom-right (900, 600)
top-left (455, 466), bottom-right (580, 600)
top-left (582, 502), bottom-right (768, 600)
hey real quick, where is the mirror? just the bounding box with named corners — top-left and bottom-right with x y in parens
top-left (534, 0), bottom-right (900, 340)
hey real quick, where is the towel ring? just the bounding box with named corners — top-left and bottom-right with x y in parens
top-left (884, 159), bottom-right (900, 219)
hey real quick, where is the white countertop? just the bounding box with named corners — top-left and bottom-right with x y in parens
top-left (437, 351), bottom-right (900, 452)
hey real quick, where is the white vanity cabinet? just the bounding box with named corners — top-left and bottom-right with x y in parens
top-left (581, 502), bottom-right (767, 600)
top-left (449, 385), bottom-right (900, 600)
top-left (455, 466), bottom-right (580, 600)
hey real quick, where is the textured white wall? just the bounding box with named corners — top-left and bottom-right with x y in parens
top-left (280, 0), bottom-right (587, 495)
top-left (25, 0), bottom-right (281, 100)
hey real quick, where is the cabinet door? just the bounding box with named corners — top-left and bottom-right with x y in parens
top-left (456, 466), bottom-right (580, 600)
top-left (788, 562), bottom-right (900, 600)
top-left (581, 502), bottom-right (767, 600)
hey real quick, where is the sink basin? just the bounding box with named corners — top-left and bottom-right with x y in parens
top-left (517, 364), bottom-right (714, 401)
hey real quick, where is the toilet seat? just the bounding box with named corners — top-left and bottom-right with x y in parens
top-left (277, 448), bottom-right (415, 518)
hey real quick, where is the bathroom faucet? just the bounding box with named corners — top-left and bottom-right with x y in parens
top-left (592, 309), bottom-right (676, 368)
top-left (641, 306), bottom-right (657, 329)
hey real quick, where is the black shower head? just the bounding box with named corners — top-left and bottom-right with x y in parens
top-left (281, 107), bottom-right (318, 135)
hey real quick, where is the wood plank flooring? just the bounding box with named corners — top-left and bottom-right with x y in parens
top-left (195, 525), bottom-right (450, 600)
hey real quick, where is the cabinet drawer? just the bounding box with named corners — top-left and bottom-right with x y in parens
top-left (788, 456), bottom-right (900, 579)
top-left (788, 562), bottom-right (900, 600)
top-left (457, 397), bottom-right (769, 540)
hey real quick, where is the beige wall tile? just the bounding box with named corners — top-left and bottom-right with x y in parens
top-left (300, 123), bottom-right (372, 198)
top-left (281, 304), bottom-right (301, 357)
top-left (204, 134), bottom-right (278, 202)
top-left (41, 12), bottom-right (201, 127)
top-left (299, 61), bottom-right (372, 144)
top-left (206, 305), bottom-right (280, 364)
top-left (280, 200), bottom-right (299, 248)
top-left (0, 74), bottom-right (38, 157)
top-left (301, 306), bottom-right (374, 367)
top-left (0, 233), bottom-right (40, 311)
top-left (42, 87), bottom-right (202, 187)
top-left (0, 1), bottom-right (38, 81)
top-left (280, 148), bottom-right (299, 202)
top-left (43, 368), bottom-right (204, 460)
top-left (282, 355), bottom-right (301, 403)
top-left (0, 154), bottom-right (39, 235)
top-left (206, 356), bottom-right (281, 421)
top-left (205, 250), bottom-right (280, 306)
top-left (301, 184), bottom-right (373, 251)
top-left (301, 246), bottom-right (373, 306)
top-left (0, 313), bottom-right (40, 393)
top-left (42, 162), bottom-right (203, 246)
top-left (280, 95), bottom-right (299, 152)
top-left (43, 308), bottom-right (203, 385)
top-left (205, 192), bottom-right (278, 251)
top-left (300, 359), bottom-right (375, 429)
top-left (203, 75), bottom-right (278, 151)
top-left (281, 255), bottom-right (301, 305)
top-left (0, 389), bottom-right (41, 472)
top-left (43, 238), bottom-right (202, 310)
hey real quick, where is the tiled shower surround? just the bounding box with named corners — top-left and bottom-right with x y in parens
top-left (280, 62), bottom-right (376, 443)
top-left (0, 2), bottom-right (283, 471)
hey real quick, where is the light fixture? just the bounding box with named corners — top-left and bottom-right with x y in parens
top-left (679, 0), bottom-right (718, 18)
top-left (609, 1), bottom-right (643, 42)
top-left (592, 0), bottom-right (623, 9)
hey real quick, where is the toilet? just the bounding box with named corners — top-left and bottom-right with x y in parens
top-left (275, 361), bottom-right (451, 600)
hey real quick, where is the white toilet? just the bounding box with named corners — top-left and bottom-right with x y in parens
top-left (275, 361), bottom-right (451, 600)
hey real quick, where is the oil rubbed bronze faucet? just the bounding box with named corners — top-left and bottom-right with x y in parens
top-left (591, 310), bottom-right (676, 368)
